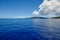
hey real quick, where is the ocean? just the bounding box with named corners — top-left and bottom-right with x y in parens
top-left (0, 18), bottom-right (60, 40)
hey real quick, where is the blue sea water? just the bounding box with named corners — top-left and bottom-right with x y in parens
top-left (0, 18), bottom-right (60, 40)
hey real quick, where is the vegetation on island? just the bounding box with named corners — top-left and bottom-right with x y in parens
top-left (52, 16), bottom-right (60, 19)
top-left (31, 17), bottom-right (48, 19)
top-left (31, 16), bottom-right (60, 19)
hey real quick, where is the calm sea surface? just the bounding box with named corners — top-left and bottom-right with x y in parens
top-left (0, 18), bottom-right (60, 40)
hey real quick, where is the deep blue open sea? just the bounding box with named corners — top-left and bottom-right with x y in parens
top-left (0, 18), bottom-right (60, 40)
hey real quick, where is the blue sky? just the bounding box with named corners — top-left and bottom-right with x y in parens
top-left (0, 0), bottom-right (43, 18)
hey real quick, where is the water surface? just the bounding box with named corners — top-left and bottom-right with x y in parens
top-left (0, 18), bottom-right (60, 40)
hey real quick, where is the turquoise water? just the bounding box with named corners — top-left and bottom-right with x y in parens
top-left (0, 18), bottom-right (60, 40)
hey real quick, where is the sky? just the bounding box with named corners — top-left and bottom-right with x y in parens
top-left (0, 0), bottom-right (43, 18)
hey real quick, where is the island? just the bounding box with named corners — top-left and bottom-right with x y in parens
top-left (30, 16), bottom-right (60, 19)
top-left (31, 17), bottom-right (48, 19)
top-left (52, 16), bottom-right (60, 19)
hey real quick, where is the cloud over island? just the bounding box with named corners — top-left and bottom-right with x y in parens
top-left (33, 0), bottom-right (60, 18)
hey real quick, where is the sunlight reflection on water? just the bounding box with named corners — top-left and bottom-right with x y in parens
top-left (32, 19), bottom-right (60, 40)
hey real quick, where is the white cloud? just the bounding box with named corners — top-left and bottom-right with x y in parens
top-left (33, 10), bottom-right (39, 17)
top-left (46, 13), bottom-right (57, 18)
top-left (33, 0), bottom-right (60, 17)
top-left (13, 16), bottom-right (31, 18)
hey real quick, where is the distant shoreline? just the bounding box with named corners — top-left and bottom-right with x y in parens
top-left (31, 16), bottom-right (60, 19)
top-left (0, 16), bottom-right (60, 19)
